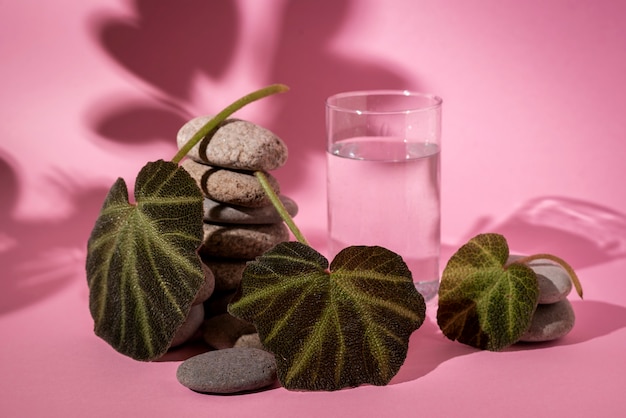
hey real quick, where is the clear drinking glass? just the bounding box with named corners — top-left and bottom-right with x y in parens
top-left (325, 90), bottom-right (442, 301)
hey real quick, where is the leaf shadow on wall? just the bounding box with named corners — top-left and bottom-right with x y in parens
top-left (86, 0), bottom-right (240, 148)
top-left (267, 0), bottom-right (416, 192)
top-left (0, 153), bottom-right (110, 315)
top-left (86, 0), bottom-right (416, 192)
top-left (454, 196), bottom-right (626, 270)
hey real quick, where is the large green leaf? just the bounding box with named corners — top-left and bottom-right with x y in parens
top-left (228, 242), bottom-right (426, 391)
top-left (86, 160), bottom-right (205, 361)
top-left (437, 233), bottom-right (539, 351)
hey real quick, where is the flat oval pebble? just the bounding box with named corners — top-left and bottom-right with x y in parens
top-left (201, 258), bottom-right (248, 291)
top-left (508, 255), bottom-right (573, 304)
top-left (203, 195), bottom-right (298, 225)
top-left (200, 222), bottom-right (289, 259)
top-left (181, 159), bottom-right (280, 208)
top-left (518, 299), bottom-right (575, 342)
top-left (177, 116), bottom-right (288, 171)
top-left (176, 348), bottom-right (277, 394)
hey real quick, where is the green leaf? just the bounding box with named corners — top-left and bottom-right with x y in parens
top-left (228, 242), bottom-right (426, 391)
top-left (436, 233), bottom-right (539, 351)
top-left (86, 160), bottom-right (205, 361)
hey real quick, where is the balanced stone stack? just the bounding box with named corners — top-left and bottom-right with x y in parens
top-left (173, 116), bottom-right (296, 354)
top-left (510, 256), bottom-right (576, 343)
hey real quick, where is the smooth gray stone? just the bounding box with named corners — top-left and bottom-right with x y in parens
top-left (176, 348), bottom-right (277, 394)
top-left (234, 333), bottom-right (265, 351)
top-left (177, 116), bottom-right (288, 171)
top-left (508, 255), bottom-right (573, 303)
top-left (203, 195), bottom-right (298, 224)
top-left (518, 299), bottom-right (575, 342)
top-left (181, 159), bottom-right (279, 208)
top-left (200, 222), bottom-right (289, 259)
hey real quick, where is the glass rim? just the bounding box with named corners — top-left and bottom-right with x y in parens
top-left (325, 90), bottom-right (442, 114)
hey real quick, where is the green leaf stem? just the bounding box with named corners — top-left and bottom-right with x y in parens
top-left (508, 253), bottom-right (583, 299)
top-left (254, 171), bottom-right (309, 246)
top-left (171, 84), bottom-right (289, 164)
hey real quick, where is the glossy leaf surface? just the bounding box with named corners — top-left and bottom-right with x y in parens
top-left (86, 160), bottom-right (204, 360)
top-left (229, 242), bottom-right (426, 391)
top-left (437, 233), bottom-right (539, 351)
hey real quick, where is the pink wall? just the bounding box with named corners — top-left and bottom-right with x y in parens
top-left (2, 1), bottom-right (626, 416)
top-left (2, 0), bottom-right (625, 300)
top-left (2, 0), bottom-right (626, 311)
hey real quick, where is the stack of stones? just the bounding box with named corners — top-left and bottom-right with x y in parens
top-left (510, 256), bottom-right (576, 343)
top-left (171, 116), bottom-right (297, 392)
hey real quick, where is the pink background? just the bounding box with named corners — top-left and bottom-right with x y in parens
top-left (2, 0), bottom-right (626, 416)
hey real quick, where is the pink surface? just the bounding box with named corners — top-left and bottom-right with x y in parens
top-left (1, 0), bottom-right (626, 416)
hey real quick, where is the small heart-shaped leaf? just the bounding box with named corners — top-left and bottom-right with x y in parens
top-left (86, 160), bottom-right (204, 361)
top-left (228, 242), bottom-right (426, 391)
top-left (437, 233), bottom-right (539, 351)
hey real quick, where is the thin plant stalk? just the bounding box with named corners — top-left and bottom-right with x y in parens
top-left (255, 171), bottom-right (310, 246)
top-left (509, 253), bottom-right (583, 298)
top-left (171, 84), bottom-right (289, 164)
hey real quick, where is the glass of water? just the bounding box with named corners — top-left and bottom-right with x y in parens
top-left (325, 90), bottom-right (442, 301)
